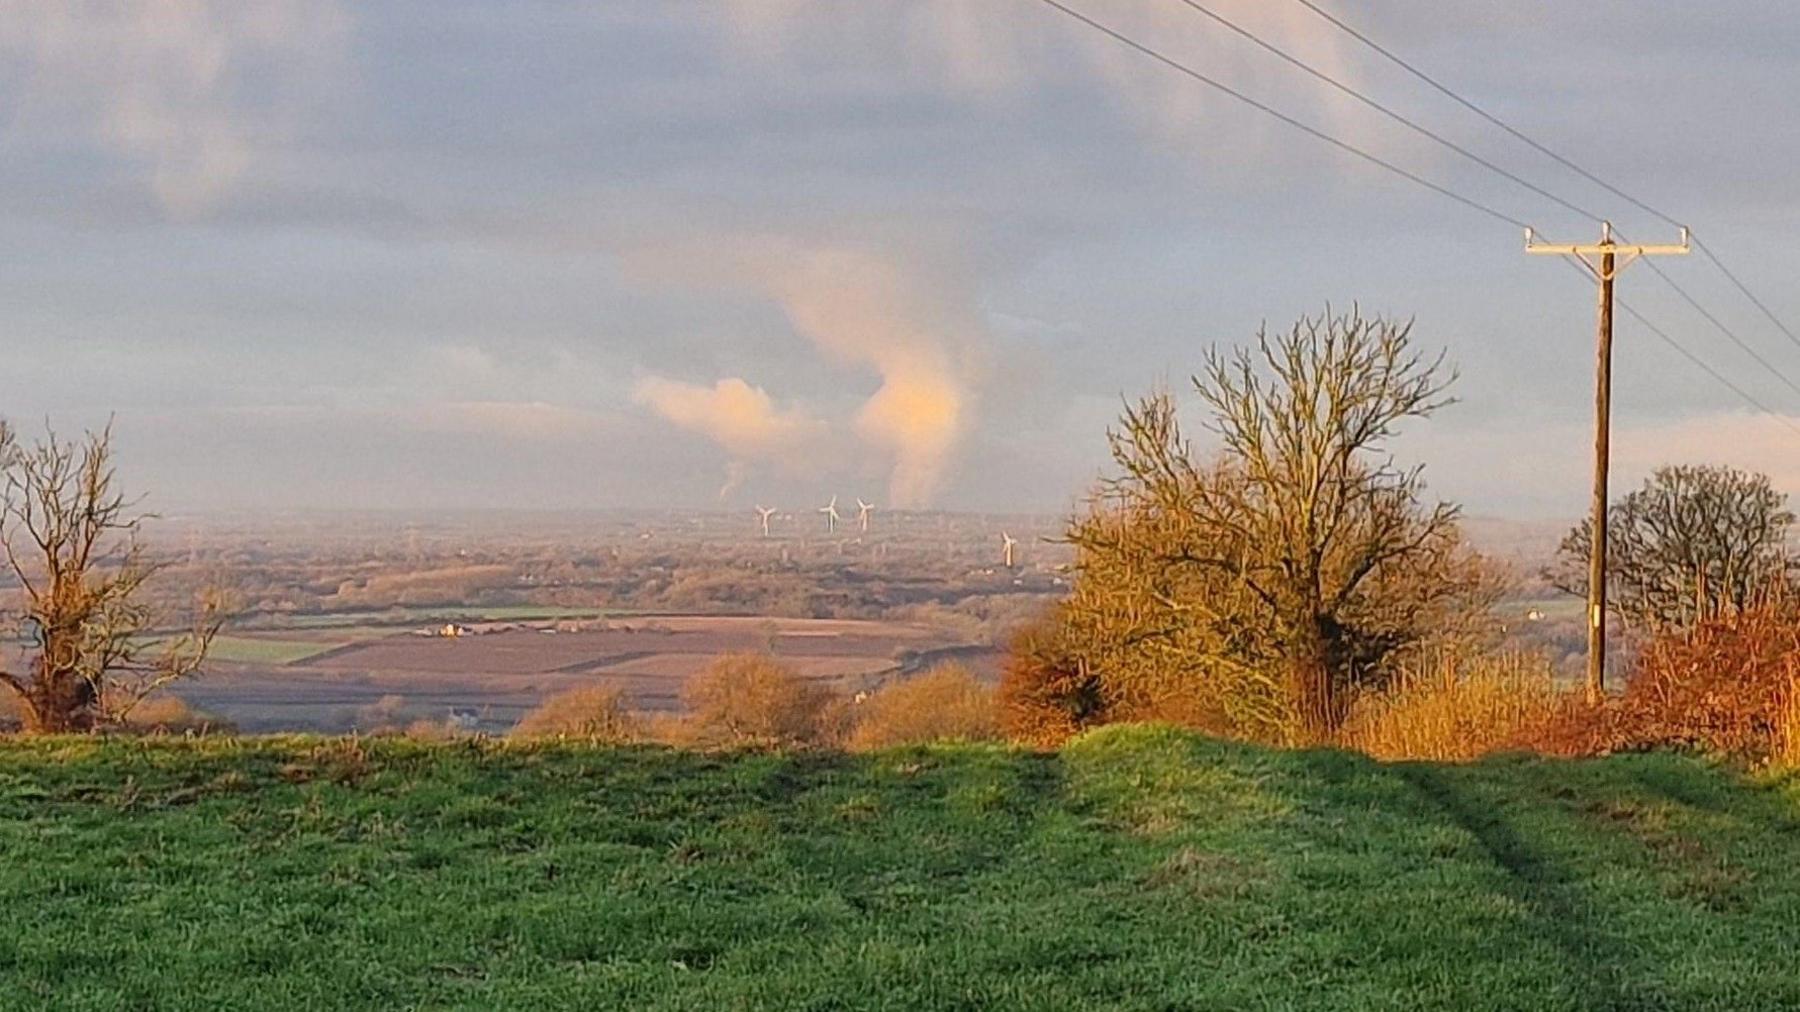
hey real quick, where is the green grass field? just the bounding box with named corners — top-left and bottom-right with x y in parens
top-left (195, 609), bottom-right (610, 666)
top-left (199, 635), bottom-right (350, 666)
top-left (268, 607), bottom-right (611, 632)
top-left (2, 727), bottom-right (1797, 1010)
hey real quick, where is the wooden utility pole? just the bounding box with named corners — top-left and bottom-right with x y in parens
top-left (1527, 222), bottom-right (1688, 703)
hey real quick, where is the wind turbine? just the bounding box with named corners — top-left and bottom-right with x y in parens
top-left (855, 498), bottom-right (874, 533)
top-left (1001, 531), bottom-right (1018, 569)
top-left (755, 506), bottom-right (777, 538)
top-left (820, 495), bottom-right (841, 535)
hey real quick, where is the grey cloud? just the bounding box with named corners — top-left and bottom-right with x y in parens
top-left (5, 2), bottom-right (1800, 517)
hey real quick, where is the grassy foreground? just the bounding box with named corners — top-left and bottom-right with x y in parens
top-left (2, 728), bottom-right (1798, 1010)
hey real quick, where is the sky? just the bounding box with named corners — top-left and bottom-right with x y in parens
top-left (5, 1), bottom-right (1800, 519)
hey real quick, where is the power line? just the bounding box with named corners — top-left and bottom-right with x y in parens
top-left (1620, 307), bottom-right (1800, 438)
top-left (1638, 256), bottom-right (1800, 402)
top-left (1557, 259), bottom-right (1800, 434)
top-left (1034, 0), bottom-right (1800, 434)
top-left (1028, 0), bottom-right (1533, 229)
top-left (1170, 0), bottom-right (1605, 225)
top-left (1609, 227), bottom-right (1800, 403)
top-left (1287, 0), bottom-right (1685, 231)
top-left (1288, 0), bottom-right (1800, 393)
top-left (1182, 0), bottom-right (1800, 407)
top-left (1693, 235), bottom-right (1800, 354)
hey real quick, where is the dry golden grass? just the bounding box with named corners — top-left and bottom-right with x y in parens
top-left (637, 712), bottom-right (694, 747)
top-left (402, 718), bottom-right (468, 742)
top-left (847, 664), bottom-right (998, 751)
top-left (1340, 651), bottom-right (1563, 761)
top-left (1774, 674), bottom-right (1800, 772)
top-left (512, 684), bottom-right (641, 742)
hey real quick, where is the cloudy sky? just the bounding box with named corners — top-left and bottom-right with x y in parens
top-left (5, 1), bottom-right (1800, 518)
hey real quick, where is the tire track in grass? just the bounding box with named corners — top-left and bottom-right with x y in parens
top-left (1395, 763), bottom-right (1659, 1012)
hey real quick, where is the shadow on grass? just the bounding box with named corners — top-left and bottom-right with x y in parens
top-left (1621, 756), bottom-right (1800, 836)
top-left (1624, 756), bottom-right (1735, 815)
top-left (748, 746), bottom-right (1073, 881)
top-left (1394, 763), bottom-right (1662, 1012)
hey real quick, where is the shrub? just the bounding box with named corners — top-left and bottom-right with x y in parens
top-left (1107, 685), bottom-right (1242, 739)
top-left (847, 664), bottom-right (998, 751)
top-left (1511, 604), bottom-right (1800, 765)
top-left (680, 653), bottom-right (842, 748)
top-left (117, 695), bottom-right (233, 736)
top-left (1500, 692), bottom-right (1609, 758)
top-left (354, 694), bottom-right (413, 732)
top-left (997, 614), bottom-right (1107, 748)
top-left (0, 690), bottom-right (218, 736)
top-left (1612, 606), bottom-right (1800, 764)
top-left (513, 684), bottom-right (641, 742)
top-left (637, 712), bottom-right (694, 747)
top-left (404, 718), bottom-right (468, 742)
top-left (1340, 650), bottom-right (1562, 761)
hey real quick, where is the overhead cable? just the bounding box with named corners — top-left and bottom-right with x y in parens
top-left (1031, 0), bottom-right (1534, 229)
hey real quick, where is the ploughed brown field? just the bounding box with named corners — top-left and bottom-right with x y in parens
top-left (168, 615), bottom-right (997, 733)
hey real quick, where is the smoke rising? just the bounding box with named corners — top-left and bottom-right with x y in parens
top-left (632, 375), bottom-right (828, 495)
top-left (625, 238), bottom-right (983, 508)
top-left (753, 245), bottom-right (974, 508)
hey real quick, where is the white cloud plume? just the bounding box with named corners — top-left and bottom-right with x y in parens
top-left (749, 245), bottom-right (975, 508)
top-left (626, 238), bottom-right (983, 508)
top-left (632, 376), bottom-right (829, 495)
top-left (1, 0), bottom-right (347, 216)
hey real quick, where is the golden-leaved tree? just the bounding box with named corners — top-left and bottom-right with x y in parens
top-left (1049, 309), bottom-right (1500, 744)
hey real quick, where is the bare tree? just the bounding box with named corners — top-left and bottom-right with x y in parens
top-left (1064, 309), bottom-right (1500, 744)
top-left (0, 422), bottom-right (221, 733)
top-left (1549, 464), bottom-right (1794, 632)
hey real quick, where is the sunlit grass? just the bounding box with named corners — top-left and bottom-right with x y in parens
top-left (200, 636), bottom-right (347, 666)
top-left (1, 729), bottom-right (1797, 1009)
